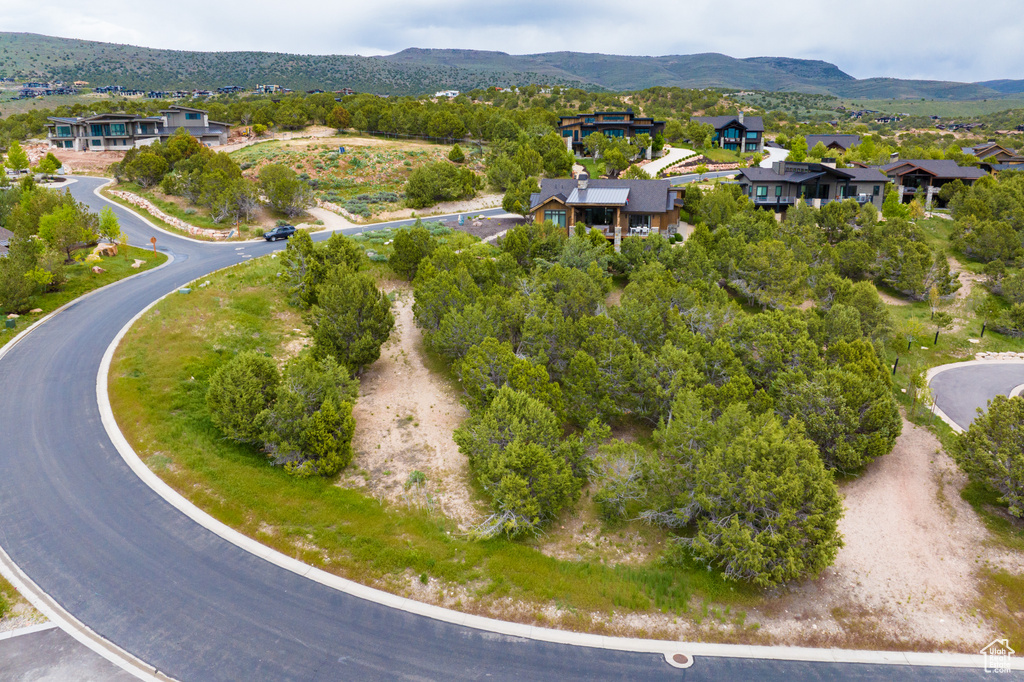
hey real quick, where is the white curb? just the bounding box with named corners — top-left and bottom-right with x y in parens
top-left (89, 269), bottom-right (1021, 672)
top-left (0, 623), bottom-right (58, 642)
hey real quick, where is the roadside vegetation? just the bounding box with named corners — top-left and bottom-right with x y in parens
top-left (110, 251), bottom-right (761, 641)
top-left (0, 177), bottom-right (166, 342)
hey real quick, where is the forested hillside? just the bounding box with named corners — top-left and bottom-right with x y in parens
top-left (0, 32), bottom-right (1016, 100)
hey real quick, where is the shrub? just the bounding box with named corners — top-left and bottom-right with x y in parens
top-left (955, 395), bottom-right (1024, 517)
top-left (206, 351), bottom-right (279, 443)
top-left (261, 354), bottom-right (359, 477)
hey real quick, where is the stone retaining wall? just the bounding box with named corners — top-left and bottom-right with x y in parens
top-left (107, 189), bottom-right (234, 240)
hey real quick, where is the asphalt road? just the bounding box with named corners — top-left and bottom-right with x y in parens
top-left (0, 176), bottom-right (997, 681)
top-left (930, 363), bottom-right (1024, 430)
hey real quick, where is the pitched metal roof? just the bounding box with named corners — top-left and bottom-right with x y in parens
top-left (566, 187), bottom-right (630, 206)
top-left (691, 115), bottom-right (765, 133)
top-left (530, 178), bottom-right (674, 213)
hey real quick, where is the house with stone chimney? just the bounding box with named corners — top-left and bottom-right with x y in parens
top-left (690, 113), bottom-right (764, 153)
top-left (528, 173), bottom-right (681, 251)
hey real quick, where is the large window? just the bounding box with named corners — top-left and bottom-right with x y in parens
top-left (775, 185), bottom-right (783, 197)
top-left (110, 123), bottom-right (126, 136)
top-left (562, 129), bottom-right (573, 137)
top-left (91, 124), bottom-right (104, 137)
top-left (606, 129), bottom-right (624, 138)
top-left (724, 143), bottom-right (738, 151)
top-left (544, 210), bottom-right (566, 228)
top-left (746, 143), bottom-right (758, 151)
top-left (873, 185), bottom-right (881, 196)
top-left (723, 128), bottom-right (740, 139)
top-left (756, 186), bottom-right (768, 198)
top-left (602, 115), bottom-right (624, 121)
top-left (185, 112), bottom-right (201, 120)
top-left (582, 206), bottom-right (615, 225)
top-left (56, 126), bottom-right (71, 137)
top-left (746, 131), bottom-right (758, 139)
top-left (628, 214), bottom-right (651, 228)
top-left (584, 117), bottom-right (595, 124)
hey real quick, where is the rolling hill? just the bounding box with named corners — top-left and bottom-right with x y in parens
top-left (0, 32), bottom-right (1012, 100)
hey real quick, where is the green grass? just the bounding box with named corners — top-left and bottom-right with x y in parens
top-left (698, 147), bottom-right (743, 163)
top-left (579, 158), bottom-right (606, 178)
top-left (108, 254), bottom-right (758, 637)
top-left (842, 99), bottom-right (1024, 118)
top-left (101, 186), bottom-right (254, 241)
top-left (0, 246), bottom-right (167, 349)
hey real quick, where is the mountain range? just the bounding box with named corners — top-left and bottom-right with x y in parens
top-left (1, 32), bottom-right (1022, 100)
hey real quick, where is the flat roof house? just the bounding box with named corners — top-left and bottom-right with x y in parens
top-left (737, 160), bottom-right (889, 211)
top-left (557, 111), bottom-right (664, 155)
top-left (46, 105), bottom-right (229, 151)
top-left (155, 105), bottom-right (230, 147)
top-left (690, 114), bottom-right (764, 153)
top-left (804, 134), bottom-right (862, 153)
top-left (880, 159), bottom-right (986, 204)
top-left (46, 113), bottom-right (164, 151)
top-left (528, 174), bottom-right (681, 250)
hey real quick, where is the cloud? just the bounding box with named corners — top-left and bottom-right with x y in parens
top-left (5, 0), bottom-right (1024, 82)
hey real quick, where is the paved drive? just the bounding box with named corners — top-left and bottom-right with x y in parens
top-left (930, 362), bottom-right (1024, 430)
top-left (0, 176), bottom-right (998, 680)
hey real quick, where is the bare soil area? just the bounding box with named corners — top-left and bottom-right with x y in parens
top-left (338, 283), bottom-right (484, 527)
top-left (751, 417), bottom-right (1024, 650)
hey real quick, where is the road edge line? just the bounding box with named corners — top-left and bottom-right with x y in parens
top-left (91, 269), bottom-right (1012, 671)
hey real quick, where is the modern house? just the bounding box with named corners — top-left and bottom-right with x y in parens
top-left (690, 114), bottom-right (763, 153)
top-left (528, 174), bottom-right (681, 250)
top-left (879, 159), bottom-right (987, 205)
top-left (46, 105), bottom-right (229, 151)
top-left (154, 105), bottom-right (230, 146)
top-left (557, 111), bottom-right (665, 154)
top-left (804, 134), bottom-right (861, 153)
top-left (737, 160), bottom-right (889, 211)
top-left (46, 113), bottom-right (164, 151)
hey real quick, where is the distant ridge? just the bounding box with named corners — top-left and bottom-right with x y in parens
top-left (0, 32), bottom-right (1012, 100)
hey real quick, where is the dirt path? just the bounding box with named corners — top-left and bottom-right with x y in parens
top-left (756, 418), bottom-right (1023, 649)
top-left (339, 283), bottom-right (482, 527)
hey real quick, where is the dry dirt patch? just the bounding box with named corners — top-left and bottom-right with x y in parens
top-left (753, 418), bottom-right (1024, 649)
top-left (339, 282), bottom-right (484, 527)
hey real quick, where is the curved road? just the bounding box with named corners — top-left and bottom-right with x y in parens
top-left (0, 177), bottom-right (994, 680)
top-left (930, 362), bottom-right (1024, 430)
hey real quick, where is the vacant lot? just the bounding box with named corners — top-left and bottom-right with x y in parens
top-left (231, 136), bottom-right (486, 219)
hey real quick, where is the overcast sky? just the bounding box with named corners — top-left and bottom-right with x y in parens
top-left (9, 0), bottom-right (1024, 83)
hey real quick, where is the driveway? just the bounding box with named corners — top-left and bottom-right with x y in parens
top-left (761, 144), bottom-right (789, 168)
top-left (643, 145), bottom-right (696, 177)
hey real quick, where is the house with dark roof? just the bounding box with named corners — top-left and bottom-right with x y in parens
top-left (690, 113), bottom-right (764, 153)
top-left (528, 174), bottom-right (681, 249)
top-left (805, 134), bottom-right (861, 153)
top-left (45, 105), bottom-right (229, 151)
top-left (737, 160), bottom-right (888, 211)
top-left (880, 159), bottom-right (987, 204)
top-left (557, 111), bottom-right (664, 154)
top-left (960, 142), bottom-right (1024, 165)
